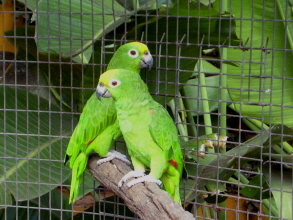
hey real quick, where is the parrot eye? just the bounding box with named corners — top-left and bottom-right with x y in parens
top-left (112, 81), bottom-right (117, 86)
top-left (109, 79), bottom-right (121, 88)
top-left (128, 49), bottom-right (139, 58)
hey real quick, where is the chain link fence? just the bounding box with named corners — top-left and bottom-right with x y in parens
top-left (1, 0), bottom-right (293, 219)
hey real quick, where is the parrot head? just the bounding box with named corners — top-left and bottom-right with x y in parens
top-left (107, 42), bottom-right (153, 70)
top-left (96, 69), bottom-right (143, 101)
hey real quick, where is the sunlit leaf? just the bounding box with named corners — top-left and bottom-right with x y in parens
top-left (226, 0), bottom-right (293, 127)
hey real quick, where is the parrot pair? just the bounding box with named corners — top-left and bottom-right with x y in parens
top-left (65, 42), bottom-right (153, 204)
top-left (96, 69), bottom-right (186, 204)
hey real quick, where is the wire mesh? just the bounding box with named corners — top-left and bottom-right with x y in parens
top-left (1, 0), bottom-right (293, 219)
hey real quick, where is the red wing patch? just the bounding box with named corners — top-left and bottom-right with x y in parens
top-left (169, 159), bottom-right (178, 168)
top-left (86, 140), bottom-right (93, 146)
top-left (149, 108), bottom-right (154, 114)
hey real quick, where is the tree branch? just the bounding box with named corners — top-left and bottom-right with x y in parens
top-left (87, 154), bottom-right (195, 220)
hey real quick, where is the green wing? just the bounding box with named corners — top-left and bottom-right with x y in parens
top-left (148, 102), bottom-right (184, 176)
top-left (65, 94), bottom-right (120, 203)
top-left (147, 101), bottom-right (185, 203)
top-left (66, 93), bottom-right (117, 167)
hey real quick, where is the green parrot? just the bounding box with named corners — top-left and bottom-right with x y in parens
top-left (96, 69), bottom-right (186, 204)
top-left (65, 42), bottom-right (153, 204)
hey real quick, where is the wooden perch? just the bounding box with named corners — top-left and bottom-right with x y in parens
top-left (87, 154), bottom-right (195, 220)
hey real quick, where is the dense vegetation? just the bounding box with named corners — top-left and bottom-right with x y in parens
top-left (1, 0), bottom-right (293, 219)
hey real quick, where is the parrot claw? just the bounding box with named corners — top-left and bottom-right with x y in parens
top-left (96, 150), bottom-right (130, 165)
top-left (118, 170), bottom-right (145, 187)
top-left (127, 175), bottom-right (162, 187)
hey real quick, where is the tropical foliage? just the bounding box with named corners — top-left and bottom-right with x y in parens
top-left (0, 0), bottom-right (293, 219)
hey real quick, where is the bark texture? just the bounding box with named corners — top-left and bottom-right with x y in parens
top-left (87, 155), bottom-right (195, 220)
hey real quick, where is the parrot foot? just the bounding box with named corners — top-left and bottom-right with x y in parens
top-left (118, 170), bottom-right (145, 187)
top-left (96, 150), bottom-right (130, 165)
top-left (127, 175), bottom-right (162, 188)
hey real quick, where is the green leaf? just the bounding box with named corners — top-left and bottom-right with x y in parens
top-left (81, 2), bottom-right (240, 106)
top-left (72, 45), bottom-right (93, 64)
top-left (196, 125), bottom-right (293, 188)
top-left (165, 2), bottom-right (240, 45)
top-left (263, 165), bottom-right (293, 219)
top-left (5, 26), bottom-right (84, 107)
top-left (34, 0), bottom-right (132, 57)
top-left (276, 0), bottom-right (293, 50)
top-left (240, 174), bottom-right (271, 200)
top-left (0, 86), bottom-right (77, 206)
top-left (0, 190), bottom-right (72, 219)
top-left (141, 4), bottom-right (239, 105)
top-left (226, 0), bottom-right (293, 127)
top-left (1, 47), bottom-right (61, 107)
top-left (263, 153), bottom-right (293, 164)
top-left (31, 189), bottom-right (72, 219)
top-left (182, 64), bottom-right (232, 116)
top-left (200, 0), bottom-right (216, 6)
top-left (182, 125), bottom-right (293, 202)
top-left (263, 124), bottom-right (293, 147)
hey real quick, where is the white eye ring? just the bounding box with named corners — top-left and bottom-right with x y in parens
top-left (128, 49), bottom-right (139, 58)
top-left (109, 79), bottom-right (121, 88)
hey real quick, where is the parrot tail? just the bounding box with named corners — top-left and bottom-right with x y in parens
top-left (69, 152), bottom-right (88, 204)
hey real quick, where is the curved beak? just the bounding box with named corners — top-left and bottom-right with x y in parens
top-left (140, 51), bottom-right (153, 70)
top-left (96, 82), bottom-right (112, 100)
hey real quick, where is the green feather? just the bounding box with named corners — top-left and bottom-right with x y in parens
top-left (98, 69), bottom-right (185, 204)
top-left (65, 42), bottom-right (153, 204)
